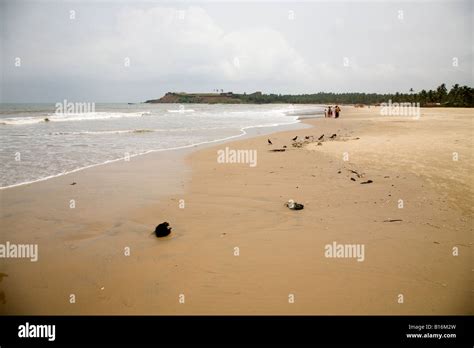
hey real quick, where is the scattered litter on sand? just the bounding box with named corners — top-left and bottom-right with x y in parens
top-left (285, 199), bottom-right (304, 210)
top-left (154, 222), bottom-right (172, 237)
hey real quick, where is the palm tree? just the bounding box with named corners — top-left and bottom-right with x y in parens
top-left (436, 83), bottom-right (447, 103)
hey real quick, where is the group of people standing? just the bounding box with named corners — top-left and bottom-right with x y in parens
top-left (325, 105), bottom-right (341, 118)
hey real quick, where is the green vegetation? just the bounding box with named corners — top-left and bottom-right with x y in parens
top-left (146, 84), bottom-right (473, 106)
top-left (239, 84), bottom-right (473, 106)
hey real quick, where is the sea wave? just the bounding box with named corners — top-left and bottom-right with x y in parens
top-left (0, 120), bottom-right (302, 190)
top-left (0, 112), bottom-right (150, 125)
top-left (284, 108), bottom-right (325, 116)
top-left (47, 126), bottom-right (251, 136)
top-left (167, 109), bottom-right (195, 113)
top-left (49, 129), bottom-right (156, 136)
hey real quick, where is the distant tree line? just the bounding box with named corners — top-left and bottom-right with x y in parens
top-left (239, 84), bottom-right (473, 107)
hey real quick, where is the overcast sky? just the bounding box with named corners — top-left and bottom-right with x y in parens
top-left (0, 0), bottom-right (472, 102)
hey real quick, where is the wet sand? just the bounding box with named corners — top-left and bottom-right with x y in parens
top-left (0, 106), bottom-right (472, 315)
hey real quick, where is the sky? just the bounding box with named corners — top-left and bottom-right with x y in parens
top-left (0, 0), bottom-right (472, 102)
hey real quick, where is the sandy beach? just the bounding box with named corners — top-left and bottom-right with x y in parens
top-left (0, 106), bottom-right (472, 315)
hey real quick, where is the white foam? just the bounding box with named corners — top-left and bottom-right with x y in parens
top-left (0, 112), bottom-right (150, 125)
top-left (49, 129), bottom-right (155, 136)
top-left (167, 109), bottom-right (195, 113)
top-left (0, 117), bottom-right (44, 125)
top-left (47, 125), bottom-right (252, 136)
top-left (0, 120), bottom-right (301, 190)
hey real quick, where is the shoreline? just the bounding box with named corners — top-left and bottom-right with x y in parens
top-left (0, 116), bottom-right (313, 191)
top-left (0, 106), bottom-right (472, 315)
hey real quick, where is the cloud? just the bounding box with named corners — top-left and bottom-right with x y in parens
top-left (4, 5), bottom-right (310, 86)
top-left (93, 6), bottom-right (312, 84)
top-left (1, 0), bottom-right (472, 101)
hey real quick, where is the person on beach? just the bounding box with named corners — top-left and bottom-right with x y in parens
top-left (335, 105), bottom-right (341, 118)
top-left (328, 106), bottom-right (333, 117)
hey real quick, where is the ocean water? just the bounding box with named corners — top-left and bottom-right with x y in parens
top-left (0, 103), bottom-right (324, 189)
